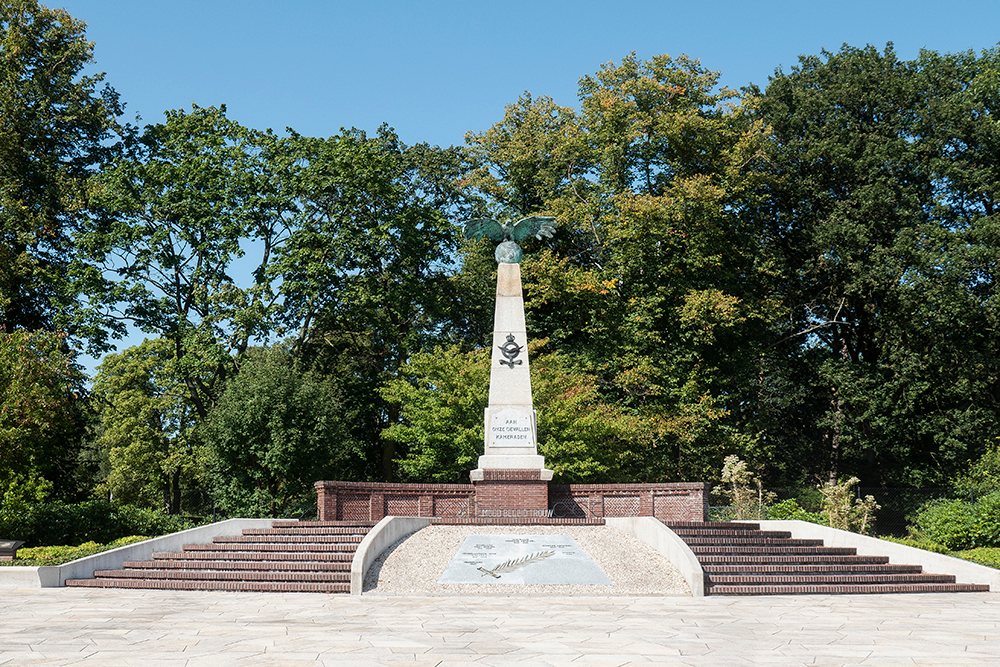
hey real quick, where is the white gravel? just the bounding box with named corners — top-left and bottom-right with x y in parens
top-left (363, 524), bottom-right (691, 596)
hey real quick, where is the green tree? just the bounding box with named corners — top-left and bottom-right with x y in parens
top-left (382, 342), bottom-right (656, 483)
top-left (202, 346), bottom-right (361, 517)
top-left (463, 53), bottom-right (771, 482)
top-left (82, 105), bottom-right (288, 418)
top-left (0, 0), bottom-right (123, 348)
top-left (753, 44), bottom-right (1000, 486)
top-left (275, 126), bottom-right (469, 479)
top-left (0, 330), bottom-right (86, 507)
top-left (89, 338), bottom-right (205, 514)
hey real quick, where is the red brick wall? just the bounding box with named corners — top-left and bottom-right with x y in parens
top-left (315, 481), bottom-right (474, 521)
top-left (315, 479), bottom-right (705, 522)
top-left (548, 483), bottom-right (706, 522)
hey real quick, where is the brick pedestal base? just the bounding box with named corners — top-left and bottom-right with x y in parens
top-left (472, 469), bottom-right (550, 519)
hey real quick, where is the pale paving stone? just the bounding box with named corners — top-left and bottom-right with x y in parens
top-left (1, 588), bottom-right (999, 664)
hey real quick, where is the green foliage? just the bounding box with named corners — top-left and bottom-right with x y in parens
top-left (0, 330), bottom-right (86, 505)
top-left (954, 440), bottom-right (1000, 497)
top-left (88, 338), bottom-right (206, 514)
top-left (0, 499), bottom-right (190, 546)
top-left (274, 127), bottom-right (470, 479)
top-left (203, 346), bottom-right (362, 517)
top-left (878, 535), bottom-right (950, 554)
top-left (912, 492), bottom-right (1000, 550)
top-left (951, 548), bottom-right (1000, 569)
top-left (383, 342), bottom-right (655, 483)
top-left (819, 477), bottom-right (880, 534)
top-left (766, 498), bottom-right (824, 524)
top-left (83, 105), bottom-right (286, 418)
top-left (0, 535), bottom-right (148, 566)
top-left (750, 44), bottom-right (1000, 487)
top-left (0, 0), bottom-right (123, 348)
top-left (711, 455), bottom-right (775, 520)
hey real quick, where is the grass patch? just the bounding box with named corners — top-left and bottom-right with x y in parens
top-left (0, 536), bottom-right (149, 566)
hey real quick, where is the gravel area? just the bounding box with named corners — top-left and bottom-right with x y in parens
top-left (364, 524), bottom-right (691, 596)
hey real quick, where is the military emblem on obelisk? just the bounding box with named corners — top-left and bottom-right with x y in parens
top-left (465, 214), bottom-right (556, 482)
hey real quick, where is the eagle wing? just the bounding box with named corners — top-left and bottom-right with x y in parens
top-left (463, 217), bottom-right (507, 242)
top-left (509, 215), bottom-right (557, 243)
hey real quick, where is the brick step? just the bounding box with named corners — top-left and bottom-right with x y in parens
top-left (702, 563), bottom-right (924, 574)
top-left (215, 534), bottom-right (364, 545)
top-left (271, 521), bottom-right (376, 528)
top-left (242, 527), bottom-right (370, 536)
top-left (124, 559), bottom-right (351, 571)
top-left (182, 542), bottom-right (358, 553)
top-left (667, 522), bottom-right (759, 530)
top-left (698, 554), bottom-right (890, 565)
top-left (65, 578), bottom-right (349, 593)
top-left (681, 537), bottom-right (824, 547)
top-left (690, 546), bottom-right (857, 556)
top-left (93, 569), bottom-right (350, 583)
top-left (430, 518), bottom-right (606, 525)
top-left (707, 573), bottom-right (957, 585)
top-left (671, 529), bottom-right (792, 539)
top-left (153, 550), bottom-right (353, 562)
top-left (708, 582), bottom-right (990, 595)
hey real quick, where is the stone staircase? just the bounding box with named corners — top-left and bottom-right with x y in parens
top-left (667, 521), bottom-right (991, 595)
top-left (65, 520), bottom-right (376, 593)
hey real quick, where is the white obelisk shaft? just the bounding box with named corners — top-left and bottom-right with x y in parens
top-left (470, 262), bottom-right (553, 482)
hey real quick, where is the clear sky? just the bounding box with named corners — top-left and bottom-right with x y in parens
top-left (52, 0), bottom-right (1000, 369)
top-left (57, 0), bottom-right (1000, 148)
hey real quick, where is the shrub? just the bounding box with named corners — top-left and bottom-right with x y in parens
top-left (913, 498), bottom-right (979, 550)
top-left (951, 548), bottom-right (1000, 569)
top-left (712, 455), bottom-right (775, 520)
top-left (767, 498), bottom-right (824, 524)
top-left (0, 500), bottom-right (192, 547)
top-left (0, 536), bottom-right (149, 566)
top-left (819, 477), bottom-right (880, 535)
top-left (878, 535), bottom-right (950, 554)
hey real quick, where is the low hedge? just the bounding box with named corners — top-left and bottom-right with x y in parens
top-left (0, 536), bottom-right (149, 566)
top-left (951, 547), bottom-right (1000, 569)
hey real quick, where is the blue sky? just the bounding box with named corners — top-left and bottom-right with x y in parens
top-left (60, 0), bottom-right (1000, 148)
top-left (54, 0), bottom-right (1000, 369)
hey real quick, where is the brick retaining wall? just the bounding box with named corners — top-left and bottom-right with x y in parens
top-left (315, 480), bottom-right (706, 523)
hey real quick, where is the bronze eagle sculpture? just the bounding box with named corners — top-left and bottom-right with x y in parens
top-left (463, 215), bottom-right (557, 263)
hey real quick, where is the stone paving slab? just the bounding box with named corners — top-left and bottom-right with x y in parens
top-left (0, 587), bottom-right (997, 665)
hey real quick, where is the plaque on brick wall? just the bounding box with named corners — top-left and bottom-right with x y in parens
top-left (438, 534), bottom-right (610, 585)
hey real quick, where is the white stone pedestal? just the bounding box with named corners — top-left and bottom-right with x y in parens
top-left (470, 262), bottom-right (553, 483)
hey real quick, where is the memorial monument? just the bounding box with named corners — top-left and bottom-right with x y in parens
top-left (314, 214), bottom-right (707, 524)
top-left (463, 214), bottom-right (556, 516)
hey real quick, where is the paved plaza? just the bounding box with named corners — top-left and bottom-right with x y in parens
top-left (0, 588), bottom-right (997, 665)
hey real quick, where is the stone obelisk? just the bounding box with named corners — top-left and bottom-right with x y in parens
top-left (469, 261), bottom-right (553, 482)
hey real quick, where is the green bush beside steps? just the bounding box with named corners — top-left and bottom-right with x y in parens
top-left (0, 536), bottom-right (149, 566)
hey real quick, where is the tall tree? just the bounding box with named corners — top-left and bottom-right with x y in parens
top-left (0, 0), bottom-right (122, 348)
top-left (0, 330), bottom-right (86, 506)
top-left (753, 44), bottom-right (1000, 486)
top-left (275, 126), bottom-right (468, 479)
top-left (462, 53), bottom-right (771, 482)
top-left (89, 338), bottom-right (204, 514)
top-left (82, 105), bottom-right (289, 418)
top-left (202, 345), bottom-right (361, 517)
